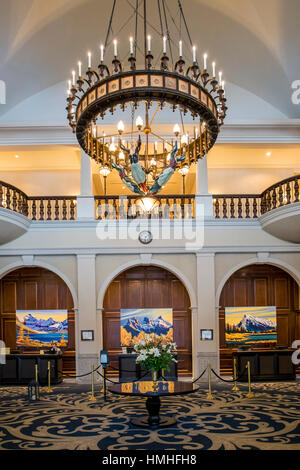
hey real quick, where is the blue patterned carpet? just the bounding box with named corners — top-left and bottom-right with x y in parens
top-left (0, 381), bottom-right (300, 450)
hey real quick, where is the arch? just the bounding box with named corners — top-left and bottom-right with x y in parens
top-left (216, 256), bottom-right (300, 306)
top-left (97, 258), bottom-right (197, 310)
top-left (0, 260), bottom-right (78, 309)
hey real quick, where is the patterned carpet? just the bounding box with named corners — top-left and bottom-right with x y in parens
top-left (0, 381), bottom-right (300, 450)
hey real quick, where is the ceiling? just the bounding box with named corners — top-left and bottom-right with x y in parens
top-left (0, 0), bottom-right (300, 125)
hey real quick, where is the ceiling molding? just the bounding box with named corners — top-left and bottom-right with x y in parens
top-left (0, 120), bottom-right (300, 147)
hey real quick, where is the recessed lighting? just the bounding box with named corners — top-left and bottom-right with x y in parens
top-left (266, 152), bottom-right (272, 157)
top-left (15, 155), bottom-right (20, 159)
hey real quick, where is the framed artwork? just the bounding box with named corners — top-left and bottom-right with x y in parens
top-left (200, 329), bottom-right (214, 341)
top-left (120, 308), bottom-right (173, 347)
top-left (81, 330), bottom-right (94, 342)
top-left (16, 310), bottom-right (68, 348)
top-left (225, 306), bottom-right (277, 346)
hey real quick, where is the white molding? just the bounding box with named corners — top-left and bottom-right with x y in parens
top-left (0, 120), bottom-right (300, 146)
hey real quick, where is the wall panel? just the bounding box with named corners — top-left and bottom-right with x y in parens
top-left (103, 266), bottom-right (192, 375)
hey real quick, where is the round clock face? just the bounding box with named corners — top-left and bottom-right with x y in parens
top-left (139, 231), bottom-right (153, 245)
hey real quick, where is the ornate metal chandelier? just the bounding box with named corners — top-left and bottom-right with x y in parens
top-left (66, 0), bottom-right (227, 196)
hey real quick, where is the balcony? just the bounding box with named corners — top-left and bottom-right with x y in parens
top-left (0, 175), bottom-right (299, 243)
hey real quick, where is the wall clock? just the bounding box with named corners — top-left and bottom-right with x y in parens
top-left (138, 231), bottom-right (153, 245)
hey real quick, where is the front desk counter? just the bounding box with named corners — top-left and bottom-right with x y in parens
top-left (0, 354), bottom-right (63, 385)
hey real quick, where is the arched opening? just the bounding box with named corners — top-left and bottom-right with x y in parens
top-left (103, 265), bottom-right (193, 376)
top-left (219, 264), bottom-right (300, 375)
top-left (0, 267), bottom-right (76, 374)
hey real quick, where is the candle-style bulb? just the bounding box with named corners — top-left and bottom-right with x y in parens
top-left (163, 36), bottom-right (167, 54)
top-left (212, 61), bottom-right (216, 77)
top-left (192, 46), bottom-right (197, 63)
top-left (78, 61), bottom-right (82, 77)
top-left (88, 52), bottom-right (91, 68)
top-left (147, 35), bottom-right (151, 52)
top-left (203, 53), bottom-right (207, 70)
top-left (130, 36), bottom-right (134, 55)
top-left (72, 70), bottom-right (76, 86)
top-left (219, 71), bottom-right (223, 84)
top-left (179, 40), bottom-right (183, 57)
top-left (113, 39), bottom-right (118, 57)
top-left (100, 44), bottom-right (104, 62)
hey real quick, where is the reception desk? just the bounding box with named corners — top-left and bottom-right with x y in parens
top-left (0, 354), bottom-right (63, 385)
top-left (118, 354), bottom-right (178, 382)
top-left (233, 350), bottom-right (296, 382)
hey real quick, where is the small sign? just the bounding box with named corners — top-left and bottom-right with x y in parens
top-left (200, 329), bottom-right (213, 341)
top-left (81, 330), bottom-right (94, 341)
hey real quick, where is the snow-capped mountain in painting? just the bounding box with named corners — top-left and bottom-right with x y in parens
top-left (237, 314), bottom-right (276, 332)
top-left (124, 315), bottom-right (172, 337)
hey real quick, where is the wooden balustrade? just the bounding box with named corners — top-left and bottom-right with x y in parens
top-left (95, 194), bottom-right (195, 220)
top-left (0, 181), bottom-right (28, 216)
top-left (261, 175), bottom-right (300, 214)
top-left (212, 195), bottom-right (262, 219)
top-left (0, 182), bottom-right (77, 220)
top-left (27, 197), bottom-right (77, 221)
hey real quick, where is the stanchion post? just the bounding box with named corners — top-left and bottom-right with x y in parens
top-left (89, 364), bottom-right (97, 401)
top-left (206, 363), bottom-right (214, 400)
top-left (246, 360), bottom-right (255, 398)
top-left (232, 357), bottom-right (239, 391)
top-left (103, 367), bottom-right (107, 401)
top-left (46, 360), bottom-right (53, 393)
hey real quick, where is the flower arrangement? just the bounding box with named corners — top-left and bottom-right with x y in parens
top-left (134, 334), bottom-right (177, 373)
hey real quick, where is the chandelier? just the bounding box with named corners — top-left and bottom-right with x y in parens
top-left (66, 0), bottom-right (227, 196)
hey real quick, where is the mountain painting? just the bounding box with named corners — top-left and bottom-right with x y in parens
top-left (16, 310), bottom-right (68, 348)
top-left (225, 306), bottom-right (277, 346)
top-left (120, 308), bottom-right (173, 346)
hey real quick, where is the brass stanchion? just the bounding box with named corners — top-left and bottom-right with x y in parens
top-left (89, 364), bottom-right (97, 401)
top-left (246, 360), bottom-right (255, 398)
top-left (232, 357), bottom-right (239, 391)
top-left (46, 360), bottom-right (53, 393)
top-left (35, 363), bottom-right (39, 383)
top-left (206, 363), bottom-right (214, 400)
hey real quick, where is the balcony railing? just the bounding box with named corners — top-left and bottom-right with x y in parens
top-left (95, 194), bottom-right (195, 220)
top-left (0, 175), bottom-right (299, 222)
top-left (0, 181), bottom-right (77, 221)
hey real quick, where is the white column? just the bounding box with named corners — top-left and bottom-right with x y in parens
top-left (195, 252), bottom-right (219, 380)
top-left (195, 156), bottom-right (213, 217)
top-left (77, 150), bottom-right (95, 219)
top-left (76, 254), bottom-right (100, 382)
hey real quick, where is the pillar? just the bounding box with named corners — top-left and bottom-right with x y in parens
top-left (195, 156), bottom-right (213, 218)
top-left (76, 150), bottom-right (95, 219)
top-left (195, 252), bottom-right (219, 380)
top-left (76, 254), bottom-right (100, 382)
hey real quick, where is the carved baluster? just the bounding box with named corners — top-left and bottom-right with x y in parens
top-left (253, 198), bottom-right (258, 218)
top-left (55, 199), bottom-right (60, 220)
top-left (245, 198), bottom-right (250, 218)
top-left (230, 197), bottom-right (235, 218)
top-left (12, 190), bottom-right (17, 212)
top-left (295, 178), bottom-right (299, 202)
top-left (62, 199), bottom-right (67, 220)
top-left (6, 188), bottom-right (11, 210)
top-left (278, 184), bottom-right (283, 206)
top-left (17, 193), bottom-right (22, 213)
top-left (261, 194), bottom-right (266, 214)
top-left (181, 196), bottom-right (185, 219)
top-left (267, 191), bottom-right (272, 211)
top-left (47, 199), bottom-right (52, 220)
top-left (222, 198), bottom-right (227, 219)
top-left (286, 182), bottom-right (291, 204)
top-left (272, 188), bottom-right (277, 209)
top-left (39, 199), bottom-right (45, 220)
top-left (32, 200), bottom-right (37, 220)
top-left (214, 198), bottom-right (220, 218)
top-left (238, 197), bottom-right (242, 218)
top-left (70, 199), bottom-right (75, 220)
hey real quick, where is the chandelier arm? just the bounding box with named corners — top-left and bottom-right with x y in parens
top-left (149, 131), bottom-right (172, 148)
top-left (162, 0), bottom-right (173, 64)
top-left (149, 103), bottom-right (161, 126)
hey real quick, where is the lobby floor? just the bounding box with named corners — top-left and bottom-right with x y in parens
top-left (0, 380), bottom-right (299, 450)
